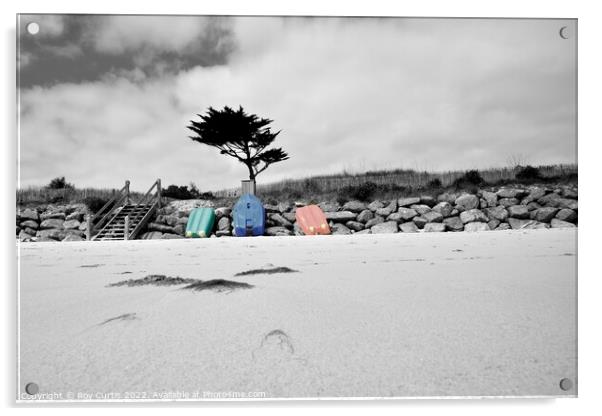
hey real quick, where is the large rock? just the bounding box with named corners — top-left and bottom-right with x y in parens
top-left (371, 221), bottom-right (399, 234)
top-left (167, 199), bottom-right (214, 216)
top-left (437, 193), bottom-right (458, 204)
top-left (459, 209), bottom-right (488, 224)
top-left (147, 222), bottom-right (176, 233)
top-left (555, 209), bottom-right (577, 223)
top-left (18, 230), bottom-right (34, 241)
top-left (318, 201), bottom-right (340, 213)
top-left (432, 202), bottom-right (453, 217)
top-left (419, 195), bottom-right (436, 207)
top-left (331, 223), bottom-right (352, 235)
top-left (216, 230), bottom-right (232, 237)
top-left (507, 205), bottom-right (530, 219)
top-left (63, 219), bottom-right (81, 230)
top-left (19, 208), bottom-right (39, 221)
top-left (265, 226), bottom-right (293, 236)
top-left (496, 223), bottom-right (511, 231)
top-left (163, 215), bottom-right (179, 227)
top-left (65, 211), bottom-right (84, 222)
top-left (345, 221), bottom-right (365, 231)
top-left (423, 211), bottom-right (444, 223)
top-left (485, 206), bottom-right (509, 221)
top-left (36, 229), bottom-right (61, 240)
top-left (270, 213), bottom-right (293, 228)
top-left (215, 207), bottom-right (232, 218)
top-left (325, 211), bottom-right (357, 222)
top-left (356, 209), bottom-right (374, 223)
top-left (481, 191), bottom-right (498, 207)
top-left (455, 194), bottom-right (479, 210)
top-left (283, 212), bottom-right (297, 223)
top-left (498, 198), bottom-right (519, 207)
top-left (561, 187), bottom-right (578, 199)
top-left (412, 216), bottom-right (428, 229)
top-left (173, 224), bottom-right (186, 235)
top-left (398, 197), bottom-right (420, 207)
top-left (522, 188), bottom-right (547, 204)
top-left (139, 231), bottom-right (163, 240)
top-left (20, 220), bottom-right (39, 230)
top-left (497, 188), bottom-right (527, 199)
top-left (526, 202), bottom-right (542, 211)
top-left (533, 207), bottom-right (559, 223)
top-left (355, 229), bottom-right (372, 235)
top-left (550, 218), bottom-right (576, 229)
top-left (397, 207), bottom-right (418, 221)
top-left (410, 204), bottom-right (431, 215)
top-left (365, 216), bottom-right (384, 228)
top-left (277, 201), bottom-right (293, 213)
top-left (508, 218), bottom-right (540, 230)
top-left (39, 218), bottom-right (64, 230)
top-left (399, 222), bottom-right (419, 233)
top-left (62, 234), bottom-right (84, 242)
top-left (488, 219), bottom-right (501, 230)
top-left (160, 233), bottom-right (185, 239)
top-left (375, 200), bottom-right (397, 217)
top-left (537, 193), bottom-right (578, 210)
top-left (367, 200), bottom-right (385, 212)
top-left (342, 200), bottom-right (367, 213)
top-left (443, 216), bottom-right (464, 232)
top-left (217, 217), bottom-right (231, 231)
top-left (263, 204), bottom-right (280, 213)
top-left (464, 222), bottom-right (490, 232)
top-left (424, 223), bottom-right (446, 232)
top-left (40, 211), bottom-right (66, 221)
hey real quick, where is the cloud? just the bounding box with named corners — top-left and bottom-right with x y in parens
top-left (18, 16), bottom-right (576, 191)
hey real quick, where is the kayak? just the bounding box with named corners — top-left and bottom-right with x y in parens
top-left (295, 205), bottom-right (331, 235)
top-left (185, 207), bottom-right (216, 238)
top-left (233, 194), bottom-right (265, 236)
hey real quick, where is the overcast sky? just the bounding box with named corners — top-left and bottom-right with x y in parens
top-left (18, 15), bottom-right (576, 192)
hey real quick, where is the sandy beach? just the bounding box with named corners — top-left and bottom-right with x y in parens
top-left (18, 229), bottom-right (577, 400)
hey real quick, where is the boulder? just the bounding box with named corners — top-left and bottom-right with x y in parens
top-left (215, 207), bottom-right (232, 218)
top-left (342, 200), bottom-right (367, 213)
top-left (20, 220), bottom-right (39, 230)
top-left (18, 230), bottom-right (34, 241)
top-left (419, 195), bottom-right (436, 207)
top-left (533, 207), bottom-right (559, 223)
top-left (217, 217), bottom-right (231, 231)
top-left (423, 211), bottom-right (444, 223)
top-left (432, 202), bottom-right (453, 217)
top-left (318, 201), bottom-right (340, 213)
top-left (496, 223), bottom-right (511, 231)
top-left (36, 236), bottom-right (59, 242)
top-left (437, 193), bottom-right (458, 204)
top-left (522, 188), bottom-right (547, 204)
top-left (63, 219), bottom-right (81, 230)
top-left (397, 208), bottom-right (418, 221)
top-left (23, 227), bottom-right (38, 236)
top-left (216, 230), bottom-right (232, 237)
top-left (325, 211), bottom-right (357, 222)
top-left (371, 221), bottom-right (399, 234)
top-left (277, 201), bottom-right (293, 213)
top-left (160, 233), bottom-right (185, 239)
top-left (498, 198), bottom-right (519, 207)
top-left (331, 223), bottom-right (352, 235)
top-left (488, 219), bottom-right (501, 230)
top-left (375, 200), bottom-right (397, 217)
top-left (65, 211), bottom-right (84, 222)
top-left (481, 191), bottom-right (498, 207)
top-left (455, 194), bottom-right (479, 210)
top-left (40, 211), bottom-right (66, 221)
top-left (365, 216), bottom-right (385, 228)
top-left (551, 218), bottom-right (576, 229)
top-left (424, 223), bottom-right (446, 232)
top-left (139, 231), bottom-right (163, 240)
top-left (508, 218), bottom-right (539, 230)
top-left (497, 188), bottom-right (527, 199)
top-left (561, 187), bottom-right (578, 199)
top-left (507, 205), bottom-right (530, 219)
top-left (386, 212), bottom-right (404, 222)
top-left (464, 222), bottom-right (490, 232)
top-left (412, 216), bottom-right (428, 229)
top-left (176, 217), bottom-right (189, 225)
top-left (355, 229), bottom-right (372, 235)
top-left (485, 206), bottom-right (509, 221)
top-left (265, 226), bottom-right (293, 236)
top-left (62, 234), bottom-right (84, 242)
top-left (283, 212), bottom-right (297, 223)
top-left (270, 213), bottom-right (293, 228)
top-left (345, 221), bottom-right (365, 231)
top-left (555, 209), bottom-right (577, 223)
top-left (526, 202), bottom-right (542, 211)
top-left (443, 216), bottom-right (464, 232)
top-left (537, 193), bottom-right (578, 210)
top-left (479, 199), bottom-right (488, 209)
top-left (367, 200), bottom-right (385, 211)
top-left (398, 197), bottom-right (421, 207)
top-left (36, 229), bottom-right (61, 240)
top-left (163, 215), bottom-right (179, 227)
top-left (410, 204), bottom-right (431, 215)
top-left (356, 209), bottom-right (374, 223)
top-left (399, 222), bottom-right (419, 233)
top-left (173, 224), bottom-right (186, 235)
top-left (459, 209), bottom-right (488, 224)
top-left (167, 199), bottom-right (214, 216)
top-left (39, 218), bottom-right (64, 230)
top-left (19, 208), bottom-right (39, 221)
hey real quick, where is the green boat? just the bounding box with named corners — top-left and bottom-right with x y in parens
top-left (185, 208), bottom-right (216, 238)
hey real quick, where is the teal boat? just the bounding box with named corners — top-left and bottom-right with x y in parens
top-left (185, 208), bottom-right (216, 238)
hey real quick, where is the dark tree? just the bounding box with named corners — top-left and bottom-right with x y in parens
top-left (187, 106), bottom-right (289, 181)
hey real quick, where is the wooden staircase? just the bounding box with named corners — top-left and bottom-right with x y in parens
top-left (89, 179), bottom-right (162, 241)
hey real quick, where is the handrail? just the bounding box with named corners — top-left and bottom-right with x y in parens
top-left (90, 180), bottom-right (130, 224)
top-left (135, 179), bottom-right (162, 208)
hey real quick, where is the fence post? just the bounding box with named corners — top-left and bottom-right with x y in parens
top-left (156, 179), bottom-right (162, 208)
top-left (86, 215), bottom-right (92, 241)
top-left (124, 215), bottom-right (130, 241)
top-left (125, 180), bottom-right (130, 205)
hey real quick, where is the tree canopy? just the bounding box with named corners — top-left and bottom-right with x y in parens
top-left (187, 106), bottom-right (289, 181)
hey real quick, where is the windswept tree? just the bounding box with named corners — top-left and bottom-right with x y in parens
top-left (187, 106), bottom-right (289, 181)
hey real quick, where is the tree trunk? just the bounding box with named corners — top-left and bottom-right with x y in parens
top-left (246, 161), bottom-right (256, 181)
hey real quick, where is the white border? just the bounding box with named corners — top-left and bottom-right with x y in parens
top-left (4, 0), bottom-right (601, 414)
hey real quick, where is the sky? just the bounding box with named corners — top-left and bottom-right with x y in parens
top-left (18, 15), bottom-right (577, 192)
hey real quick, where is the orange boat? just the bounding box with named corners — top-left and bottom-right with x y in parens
top-left (295, 205), bottom-right (331, 235)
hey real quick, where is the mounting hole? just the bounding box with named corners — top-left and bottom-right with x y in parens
top-left (26, 22), bottom-right (40, 35)
top-left (25, 382), bottom-right (39, 395)
top-left (559, 378), bottom-right (573, 391)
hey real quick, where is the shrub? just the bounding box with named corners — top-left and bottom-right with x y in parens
top-left (163, 185), bottom-right (198, 200)
top-left (47, 176), bottom-right (73, 189)
top-left (427, 178), bottom-right (442, 188)
top-left (464, 170), bottom-right (484, 185)
top-left (84, 196), bottom-right (109, 213)
top-left (342, 181), bottom-right (378, 201)
top-left (515, 165), bottom-right (542, 181)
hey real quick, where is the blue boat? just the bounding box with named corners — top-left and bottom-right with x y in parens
top-left (233, 194), bottom-right (265, 237)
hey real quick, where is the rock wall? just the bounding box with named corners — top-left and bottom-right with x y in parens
top-left (16, 184), bottom-right (577, 242)
top-left (140, 184), bottom-right (578, 240)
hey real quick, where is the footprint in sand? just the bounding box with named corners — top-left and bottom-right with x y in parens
top-left (252, 329), bottom-right (296, 362)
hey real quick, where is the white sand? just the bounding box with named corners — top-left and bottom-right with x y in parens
top-left (18, 229), bottom-right (577, 400)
